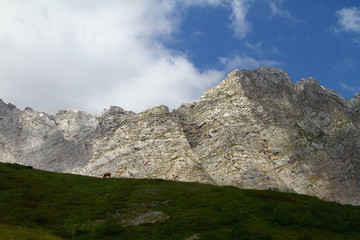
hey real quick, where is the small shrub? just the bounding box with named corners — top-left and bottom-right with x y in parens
top-left (32, 211), bottom-right (52, 225)
top-left (22, 190), bottom-right (41, 201)
top-left (156, 222), bottom-right (178, 238)
top-left (307, 199), bottom-right (360, 233)
top-left (231, 222), bottom-right (249, 238)
top-left (53, 228), bottom-right (72, 239)
top-left (9, 163), bottom-right (23, 170)
top-left (200, 229), bottom-right (232, 240)
top-left (272, 202), bottom-right (298, 226)
top-left (248, 230), bottom-right (272, 240)
top-left (74, 228), bottom-right (90, 236)
top-left (95, 223), bottom-right (124, 238)
top-left (298, 231), bottom-right (311, 240)
top-left (299, 212), bottom-right (314, 227)
top-left (0, 181), bottom-right (9, 190)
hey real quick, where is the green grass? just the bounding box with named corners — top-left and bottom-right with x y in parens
top-left (0, 224), bottom-right (62, 240)
top-left (0, 162), bottom-right (360, 239)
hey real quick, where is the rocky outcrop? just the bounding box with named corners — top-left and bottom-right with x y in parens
top-left (173, 68), bottom-right (360, 205)
top-left (1, 67), bottom-right (359, 205)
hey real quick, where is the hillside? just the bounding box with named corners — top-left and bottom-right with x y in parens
top-left (1, 67), bottom-right (360, 205)
top-left (0, 162), bottom-right (360, 240)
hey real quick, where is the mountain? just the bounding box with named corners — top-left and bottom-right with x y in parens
top-left (1, 67), bottom-right (359, 205)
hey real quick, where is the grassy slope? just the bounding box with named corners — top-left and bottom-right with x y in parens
top-left (0, 224), bottom-right (63, 240)
top-left (0, 163), bottom-right (359, 240)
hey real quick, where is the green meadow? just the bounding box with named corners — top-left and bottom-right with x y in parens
top-left (0, 162), bottom-right (359, 240)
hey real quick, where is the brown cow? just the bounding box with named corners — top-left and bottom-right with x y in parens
top-left (103, 173), bottom-right (111, 178)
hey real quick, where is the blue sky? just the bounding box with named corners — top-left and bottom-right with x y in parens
top-left (0, 0), bottom-right (360, 114)
top-left (171, 1), bottom-right (360, 97)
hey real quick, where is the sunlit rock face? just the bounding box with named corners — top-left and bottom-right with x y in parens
top-left (173, 67), bottom-right (360, 205)
top-left (1, 67), bottom-right (359, 205)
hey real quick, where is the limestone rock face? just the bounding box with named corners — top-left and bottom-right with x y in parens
top-left (0, 101), bottom-right (211, 183)
top-left (78, 105), bottom-right (211, 183)
top-left (173, 67), bottom-right (360, 205)
top-left (1, 67), bottom-right (359, 205)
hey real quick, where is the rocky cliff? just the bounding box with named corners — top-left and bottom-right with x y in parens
top-left (1, 67), bottom-right (359, 205)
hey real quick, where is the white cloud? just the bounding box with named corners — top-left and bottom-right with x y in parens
top-left (219, 55), bottom-right (281, 72)
top-left (178, 0), bottom-right (222, 7)
top-left (0, 0), bottom-right (278, 114)
top-left (229, 0), bottom-right (252, 39)
top-left (181, 0), bottom-right (253, 39)
top-left (245, 41), bottom-right (263, 55)
top-left (245, 41), bottom-right (280, 56)
top-left (339, 82), bottom-right (360, 92)
top-left (336, 7), bottom-right (360, 34)
top-left (268, 0), bottom-right (296, 22)
top-left (0, 0), bottom-right (225, 114)
top-left (333, 56), bottom-right (354, 72)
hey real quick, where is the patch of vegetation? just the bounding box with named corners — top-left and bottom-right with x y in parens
top-left (225, 93), bottom-right (236, 100)
top-left (229, 143), bottom-right (242, 148)
top-left (0, 223), bottom-right (62, 240)
top-left (335, 120), bottom-right (351, 129)
top-left (0, 163), bottom-right (360, 239)
top-left (295, 124), bottom-right (313, 143)
top-left (170, 156), bottom-right (179, 161)
top-left (295, 123), bottom-right (326, 145)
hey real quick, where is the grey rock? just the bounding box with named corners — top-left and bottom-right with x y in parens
top-left (121, 211), bottom-right (169, 226)
top-left (1, 66), bottom-right (359, 205)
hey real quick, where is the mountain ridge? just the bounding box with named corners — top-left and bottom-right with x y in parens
top-left (1, 66), bottom-right (359, 205)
